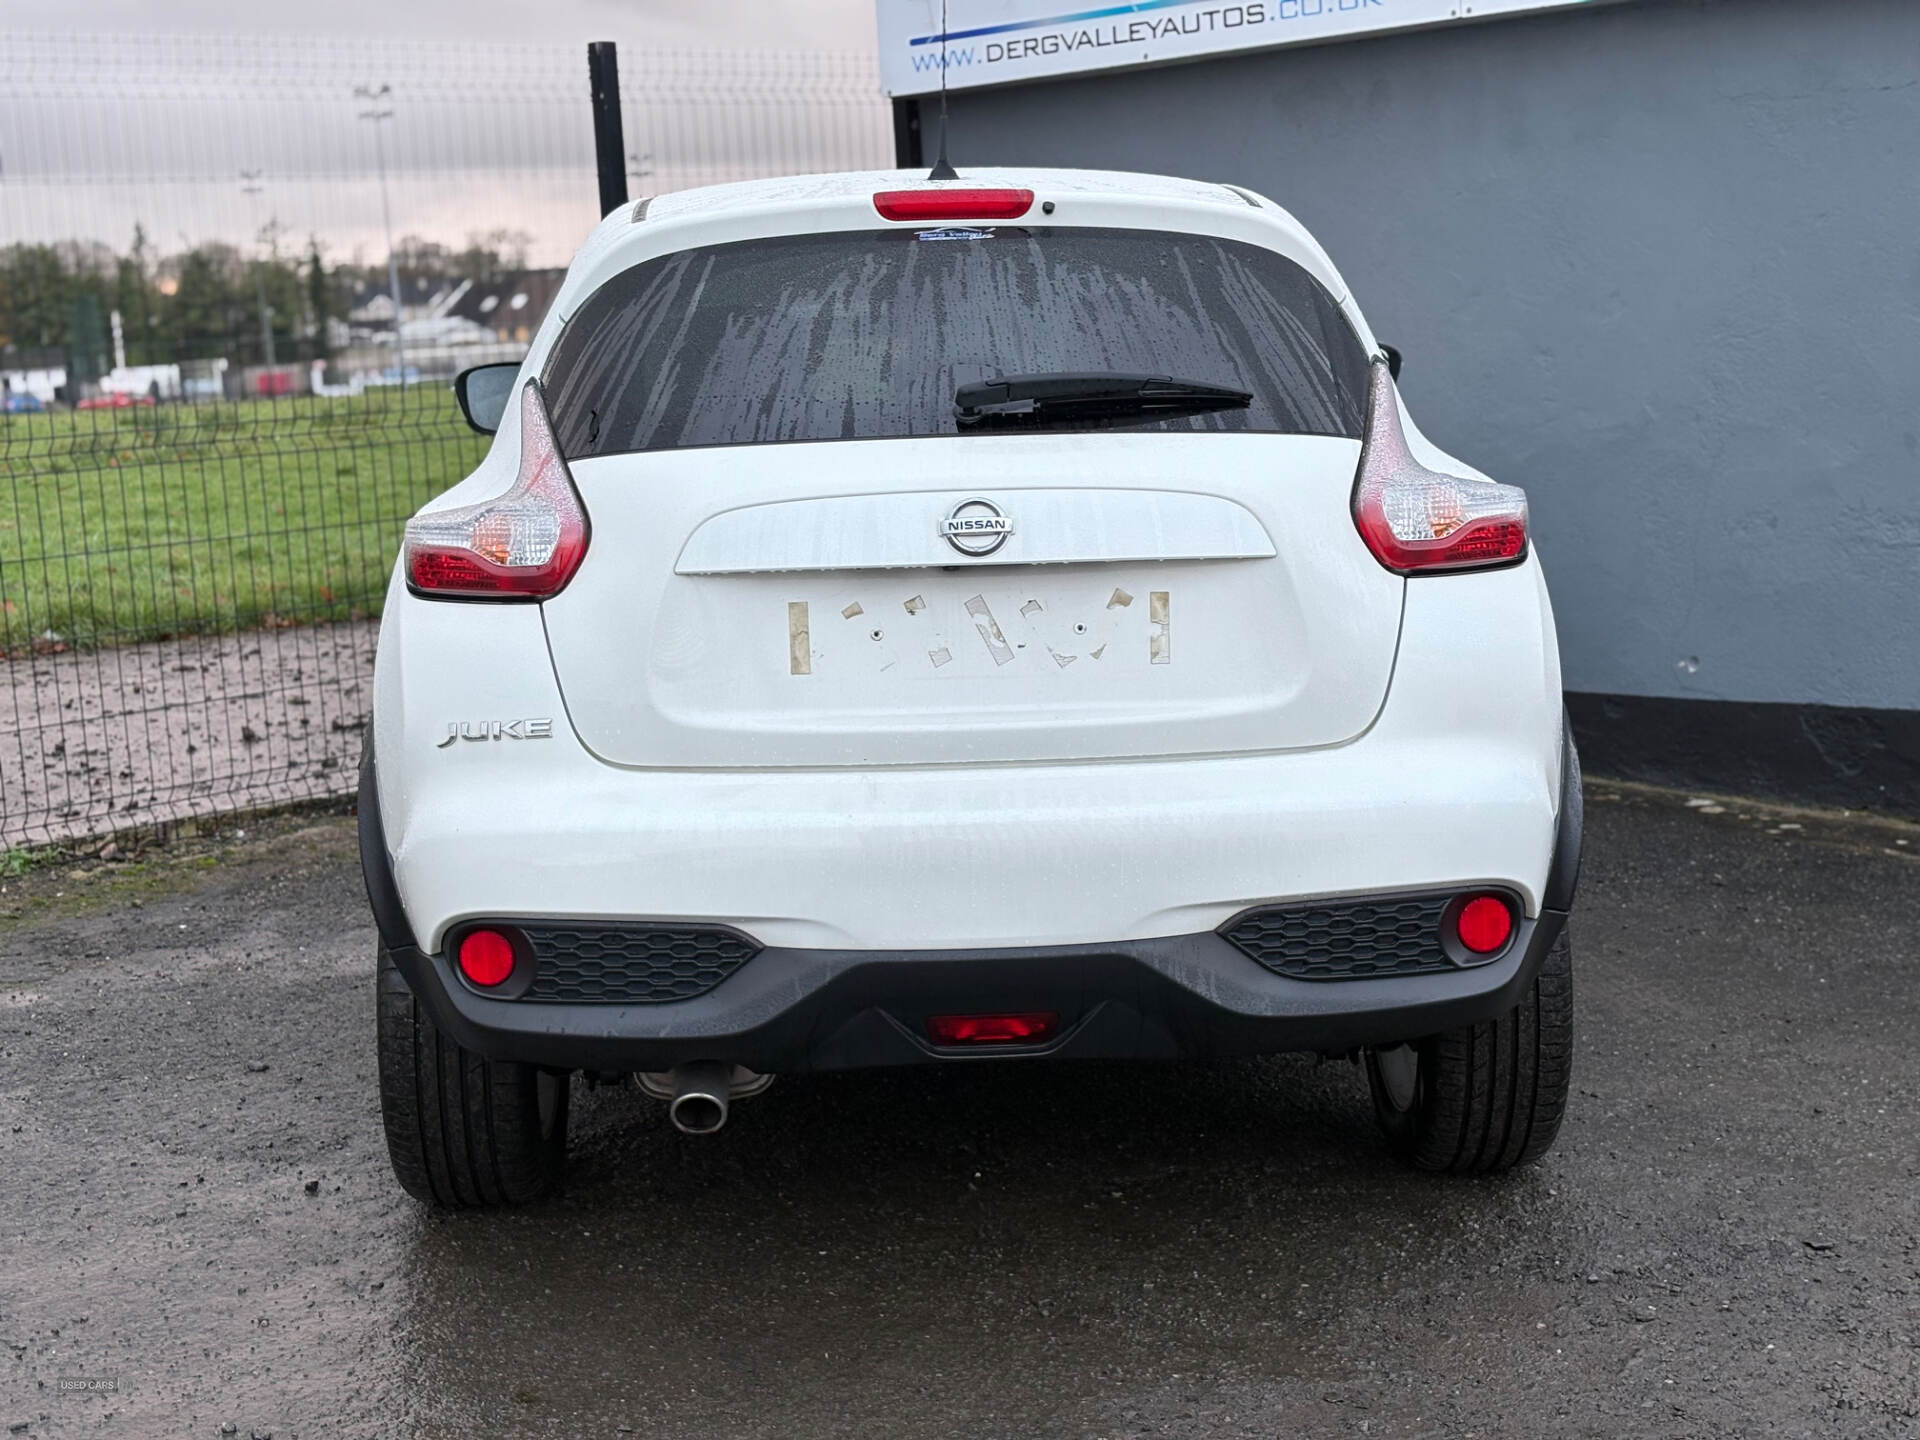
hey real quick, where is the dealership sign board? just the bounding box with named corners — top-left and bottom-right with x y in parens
top-left (879, 0), bottom-right (1614, 96)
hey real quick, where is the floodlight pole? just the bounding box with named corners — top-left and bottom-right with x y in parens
top-left (239, 170), bottom-right (277, 369)
top-left (355, 85), bottom-right (407, 386)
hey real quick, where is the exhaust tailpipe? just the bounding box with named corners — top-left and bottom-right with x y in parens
top-left (667, 1060), bottom-right (734, 1135)
top-left (638, 1063), bottom-right (774, 1134)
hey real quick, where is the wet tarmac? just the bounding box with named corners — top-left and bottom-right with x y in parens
top-left (2, 784), bottom-right (1916, 1437)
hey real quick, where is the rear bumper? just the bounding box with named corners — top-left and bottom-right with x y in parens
top-left (382, 906), bottom-right (1569, 1073)
top-left (361, 728), bottom-right (1581, 1073)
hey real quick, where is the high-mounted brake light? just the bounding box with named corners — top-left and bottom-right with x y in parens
top-left (405, 381), bottom-right (589, 599)
top-left (1352, 360), bottom-right (1528, 574)
top-left (873, 188), bottom-right (1035, 222)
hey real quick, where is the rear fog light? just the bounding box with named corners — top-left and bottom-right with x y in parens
top-left (926, 1012), bottom-right (1059, 1046)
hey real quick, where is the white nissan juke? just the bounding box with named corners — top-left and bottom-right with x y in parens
top-left (361, 168), bottom-right (1580, 1207)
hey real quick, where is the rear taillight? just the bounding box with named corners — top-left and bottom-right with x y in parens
top-left (1352, 360), bottom-right (1528, 574)
top-left (873, 188), bottom-right (1035, 222)
top-left (405, 381), bottom-right (589, 599)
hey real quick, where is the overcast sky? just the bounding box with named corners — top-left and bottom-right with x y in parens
top-left (0, 0), bottom-right (878, 50)
top-left (0, 1), bottom-right (893, 261)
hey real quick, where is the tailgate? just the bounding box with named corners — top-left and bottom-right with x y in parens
top-left (539, 432), bottom-right (1402, 768)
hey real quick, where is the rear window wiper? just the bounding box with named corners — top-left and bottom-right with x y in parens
top-left (954, 372), bottom-right (1253, 428)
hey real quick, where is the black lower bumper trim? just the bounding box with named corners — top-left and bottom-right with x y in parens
top-left (386, 906), bottom-right (1568, 1074)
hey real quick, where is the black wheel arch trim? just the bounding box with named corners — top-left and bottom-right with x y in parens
top-left (1545, 709), bottom-right (1583, 913)
top-left (358, 739), bottom-right (419, 954)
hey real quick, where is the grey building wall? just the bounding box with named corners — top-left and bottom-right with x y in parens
top-left (939, 0), bottom-right (1920, 711)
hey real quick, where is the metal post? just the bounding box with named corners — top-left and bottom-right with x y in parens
top-left (588, 42), bottom-right (629, 218)
top-left (355, 85), bottom-right (408, 386)
top-left (239, 170), bottom-right (277, 370)
top-left (891, 98), bottom-right (923, 171)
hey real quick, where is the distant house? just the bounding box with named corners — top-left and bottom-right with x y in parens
top-left (344, 269), bottom-right (566, 347)
top-left (444, 270), bottom-right (567, 345)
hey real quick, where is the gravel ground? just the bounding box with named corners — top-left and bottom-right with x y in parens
top-left (1, 784), bottom-right (1916, 1438)
top-left (0, 622), bottom-right (376, 849)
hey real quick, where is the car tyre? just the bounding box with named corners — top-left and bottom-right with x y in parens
top-left (376, 945), bottom-right (569, 1207)
top-left (1365, 927), bottom-right (1573, 1173)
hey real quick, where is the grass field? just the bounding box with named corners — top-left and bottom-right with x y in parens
top-left (0, 389), bottom-right (488, 650)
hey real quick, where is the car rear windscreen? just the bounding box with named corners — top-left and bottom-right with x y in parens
top-left (541, 227), bottom-right (1370, 458)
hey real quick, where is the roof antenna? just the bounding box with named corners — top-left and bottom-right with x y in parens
top-left (927, 0), bottom-right (958, 180)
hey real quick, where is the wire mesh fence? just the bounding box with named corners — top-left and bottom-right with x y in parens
top-left (0, 34), bottom-right (892, 848)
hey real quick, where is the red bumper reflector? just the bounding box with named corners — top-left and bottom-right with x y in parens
top-left (1454, 895), bottom-right (1515, 955)
top-left (926, 1011), bottom-right (1058, 1047)
top-left (457, 928), bottom-right (517, 987)
top-left (873, 188), bottom-right (1035, 222)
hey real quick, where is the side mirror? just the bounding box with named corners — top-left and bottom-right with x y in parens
top-left (452, 362), bottom-right (520, 435)
top-left (1379, 344), bottom-right (1403, 381)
